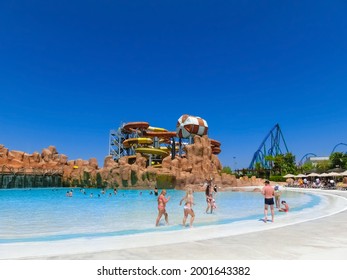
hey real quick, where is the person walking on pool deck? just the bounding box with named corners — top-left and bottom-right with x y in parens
top-left (179, 188), bottom-right (195, 227)
top-left (261, 180), bottom-right (275, 223)
top-left (155, 189), bottom-right (170, 226)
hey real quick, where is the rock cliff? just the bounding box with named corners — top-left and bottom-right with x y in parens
top-left (0, 136), bottom-right (263, 189)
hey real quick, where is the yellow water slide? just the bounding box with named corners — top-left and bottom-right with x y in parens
top-left (122, 123), bottom-right (175, 161)
top-left (123, 138), bottom-right (153, 148)
top-left (135, 147), bottom-right (170, 157)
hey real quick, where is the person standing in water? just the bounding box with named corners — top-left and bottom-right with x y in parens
top-left (155, 189), bottom-right (170, 226)
top-left (179, 189), bottom-right (195, 227)
top-left (274, 185), bottom-right (281, 209)
top-left (261, 180), bottom-right (275, 223)
top-left (205, 184), bottom-right (212, 213)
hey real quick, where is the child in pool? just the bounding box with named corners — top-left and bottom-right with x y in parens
top-left (279, 200), bottom-right (289, 212)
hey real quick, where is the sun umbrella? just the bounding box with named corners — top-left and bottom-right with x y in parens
top-left (327, 167), bottom-right (345, 173)
top-left (283, 174), bottom-right (295, 178)
top-left (318, 172), bottom-right (329, 177)
top-left (328, 172), bottom-right (344, 177)
top-left (341, 170), bottom-right (347, 176)
top-left (307, 172), bottom-right (320, 177)
top-left (295, 174), bottom-right (307, 178)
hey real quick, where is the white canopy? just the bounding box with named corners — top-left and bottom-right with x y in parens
top-left (294, 174), bottom-right (307, 178)
top-left (283, 174), bottom-right (295, 178)
top-left (328, 172), bottom-right (344, 176)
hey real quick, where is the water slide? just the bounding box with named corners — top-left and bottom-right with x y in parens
top-left (122, 122), bottom-right (149, 133)
top-left (122, 122), bottom-right (175, 159)
top-left (210, 139), bottom-right (221, 155)
top-left (121, 120), bottom-right (221, 162)
top-left (135, 147), bottom-right (170, 157)
top-left (123, 138), bottom-right (153, 148)
top-left (143, 130), bottom-right (177, 138)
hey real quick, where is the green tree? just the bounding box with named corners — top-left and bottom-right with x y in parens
top-left (316, 160), bottom-right (330, 173)
top-left (265, 153), bottom-right (297, 176)
top-left (247, 153), bottom-right (297, 178)
top-left (221, 166), bottom-right (232, 174)
top-left (300, 161), bottom-right (314, 173)
top-left (254, 162), bottom-right (266, 178)
top-left (282, 153), bottom-right (297, 174)
top-left (330, 152), bottom-right (347, 169)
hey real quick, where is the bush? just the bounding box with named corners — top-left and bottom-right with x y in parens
top-left (142, 171), bottom-right (156, 181)
top-left (156, 174), bottom-right (176, 189)
top-left (269, 175), bottom-right (287, 182)
top-left (131, 170), bottom-right (138, 186)
top-left (221, 166), bottom-right (233, 174)
top-left (96, 173), bottom-right (103, 187)
top-left (122, 179), bottom-right (128, 187)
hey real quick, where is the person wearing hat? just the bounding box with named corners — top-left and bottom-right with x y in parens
top-left (261, 180), bottom-right (275, 223)
top-left (274, 185), bottom-right (281, 209)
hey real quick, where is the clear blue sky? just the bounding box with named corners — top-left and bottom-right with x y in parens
top-left (1, 0), bottom-right (346, 169)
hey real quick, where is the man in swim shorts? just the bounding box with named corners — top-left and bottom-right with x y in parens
top-left (261, 180), bottom-right (275, 223)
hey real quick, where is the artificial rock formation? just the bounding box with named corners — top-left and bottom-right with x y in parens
top-left (0, 136), bottom-right (264, 189)
top-left (0, 144), bottom-right (98, 187)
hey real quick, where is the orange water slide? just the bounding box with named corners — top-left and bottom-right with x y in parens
top-left (122, 122), bottom-right (149, 133)
top-left (143, 130), bottom-right (177, 139)
top-left (210, 139), bottom-right (221, 147)
top-left (210, 139), bottom-right (221, 154)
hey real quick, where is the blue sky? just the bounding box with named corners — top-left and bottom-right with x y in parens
top-left (0, 0), bottom-right (346, 169)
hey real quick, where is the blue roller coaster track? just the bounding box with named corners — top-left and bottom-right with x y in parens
top-left (249, 124), bottom-right (289, 169)
top-left (331, 143), bottom-right (347, 154)
top-left (298, 153), bottom-right (317, 166)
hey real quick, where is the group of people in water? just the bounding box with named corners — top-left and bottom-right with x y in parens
top-left (66, 179), bottom-right (289, 227)
top-left (155, 180), bottom-right (218, 228)
top-left (262, 180), bottom-right (289, 223)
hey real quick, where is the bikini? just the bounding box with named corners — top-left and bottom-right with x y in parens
top-left (184, 204), bottom-right (191, 210)
top-left (158, 195), bottom-right (167, 210)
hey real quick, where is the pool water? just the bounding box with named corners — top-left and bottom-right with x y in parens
top-left (0, 187), bottom-right (320, 243)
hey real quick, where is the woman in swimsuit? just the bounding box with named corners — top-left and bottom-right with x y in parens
top-left (274, 185), bottom-right (281, 208)
top-left (205, 183), bottom-right (213, 214)
top-left (179, 189), bottom-right (195, 227)
top-left (155, 189), bottom-right (170, 226)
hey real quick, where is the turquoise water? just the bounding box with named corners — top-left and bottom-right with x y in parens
top-left (0, 188), bottom-right (321, 243)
